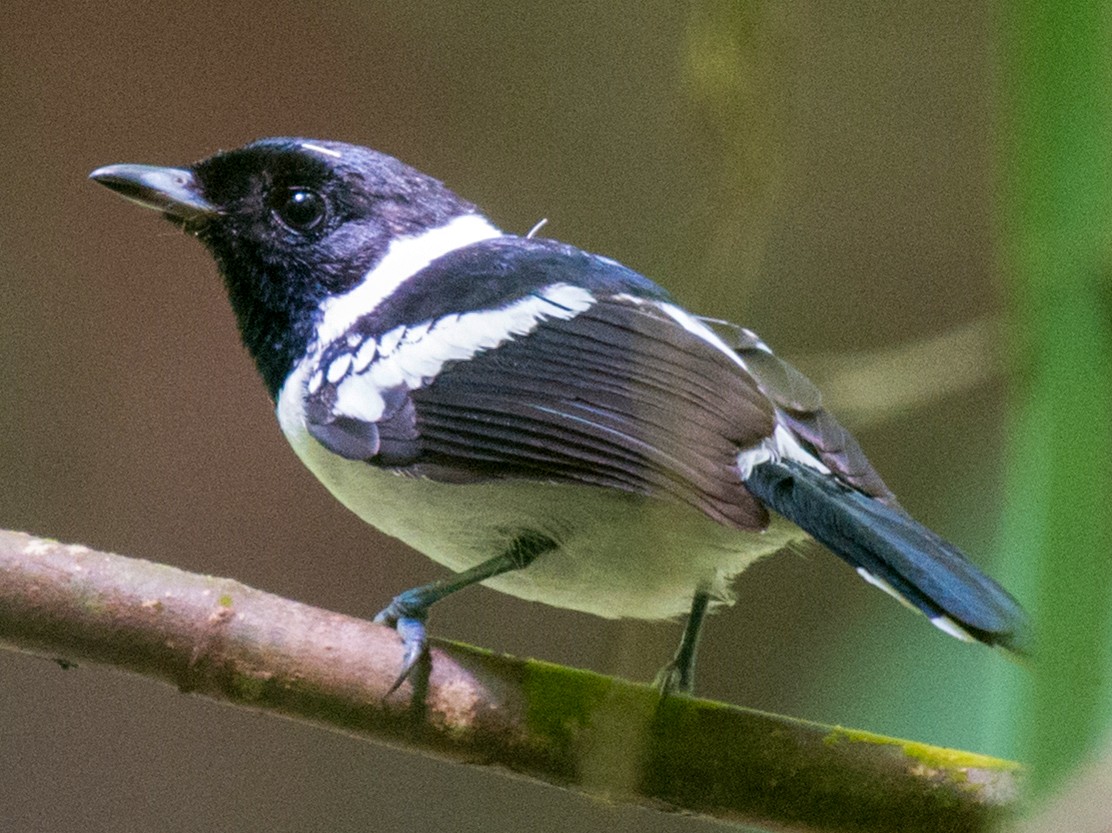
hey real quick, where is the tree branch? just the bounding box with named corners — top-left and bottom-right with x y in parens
top-left (0, 529), bottom-right (1018, 832)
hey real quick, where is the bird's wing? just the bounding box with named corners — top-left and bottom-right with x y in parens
top-left (306, 279), bottom-right (778, 531)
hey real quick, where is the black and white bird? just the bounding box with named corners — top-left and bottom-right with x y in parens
top-left (90, 138), bottom-right (1028, 693)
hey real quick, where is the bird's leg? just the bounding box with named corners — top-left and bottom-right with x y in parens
top-left (654, 588), bottom-right (711, 695)
top-left (374, 531), bottom-right (556, 695)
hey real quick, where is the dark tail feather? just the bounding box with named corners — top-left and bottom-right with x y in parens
top-left (745, 459), bottom-right (1031, 655)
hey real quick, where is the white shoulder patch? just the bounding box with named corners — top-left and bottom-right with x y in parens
top-left (316, 214), bottom-right (503, 346)
top-left (326, 284), bottom-right (595, 423)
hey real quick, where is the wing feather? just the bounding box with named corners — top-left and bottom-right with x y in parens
top-left (310, 293), bottom-right (776, 530)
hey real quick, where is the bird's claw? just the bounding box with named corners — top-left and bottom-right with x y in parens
top-left (653, 659), bottom-right (694, 697)
top-left (374, 598), bottom-right (429, 697)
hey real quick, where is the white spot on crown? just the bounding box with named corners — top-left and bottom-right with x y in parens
top-left (300, 142), bottom-right (343, 159)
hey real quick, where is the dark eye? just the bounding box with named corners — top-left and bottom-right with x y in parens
top-left (273, 187), bottom-right (327, 232)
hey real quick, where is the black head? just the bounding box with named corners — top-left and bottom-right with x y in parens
top-left (91, 138), bottom-right (479, 397)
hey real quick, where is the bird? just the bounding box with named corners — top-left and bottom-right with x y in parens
top-left (90, 138), bottom-right (1029, 695)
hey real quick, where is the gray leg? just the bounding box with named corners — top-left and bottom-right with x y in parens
top-left (375, 531), bottom-right (556, 695)
top-left (655, 588), bottom-right (711, 695)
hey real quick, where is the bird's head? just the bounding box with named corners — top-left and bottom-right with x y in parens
top-left (91, 138), bottom-right (489, 394)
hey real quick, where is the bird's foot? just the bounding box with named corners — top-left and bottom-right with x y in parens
top-left (374, 593), bottom-right (430, 697)
top-left (653, 658), bottom-right (695, 697)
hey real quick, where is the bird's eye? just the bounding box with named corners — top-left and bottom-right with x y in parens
top-left (273, 188), bottom-right (327, 232)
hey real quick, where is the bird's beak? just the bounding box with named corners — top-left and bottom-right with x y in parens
top-left (89, 164), bottom-right (217, 222)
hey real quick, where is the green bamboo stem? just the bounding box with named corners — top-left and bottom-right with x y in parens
top-left (994, 0), bottom-right (1112, 794)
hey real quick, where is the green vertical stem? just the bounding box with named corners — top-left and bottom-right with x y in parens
top-left (995, 1), bottom-right (1112, 796)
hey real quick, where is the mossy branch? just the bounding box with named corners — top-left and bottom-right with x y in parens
top-left (0, 529), bottom-right (1017, 832)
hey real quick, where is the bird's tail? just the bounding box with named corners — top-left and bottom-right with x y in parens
top-left (744, 459), bottom-right (1031, 655)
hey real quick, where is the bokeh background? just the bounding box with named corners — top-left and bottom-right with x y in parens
top-left (3, 2), bottom-right (1110, 831)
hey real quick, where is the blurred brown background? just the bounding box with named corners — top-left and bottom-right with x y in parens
top-left (2, 2), bottom-right (1014, 831)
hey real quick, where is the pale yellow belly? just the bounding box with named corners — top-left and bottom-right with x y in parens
top-left (277, 364), bottom-right (806, 620)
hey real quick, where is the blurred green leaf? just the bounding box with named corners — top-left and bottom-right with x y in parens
top-left (993, 0), bottom-right (1112, 798)
top-left (681, 0), bottom-right (788, 304)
